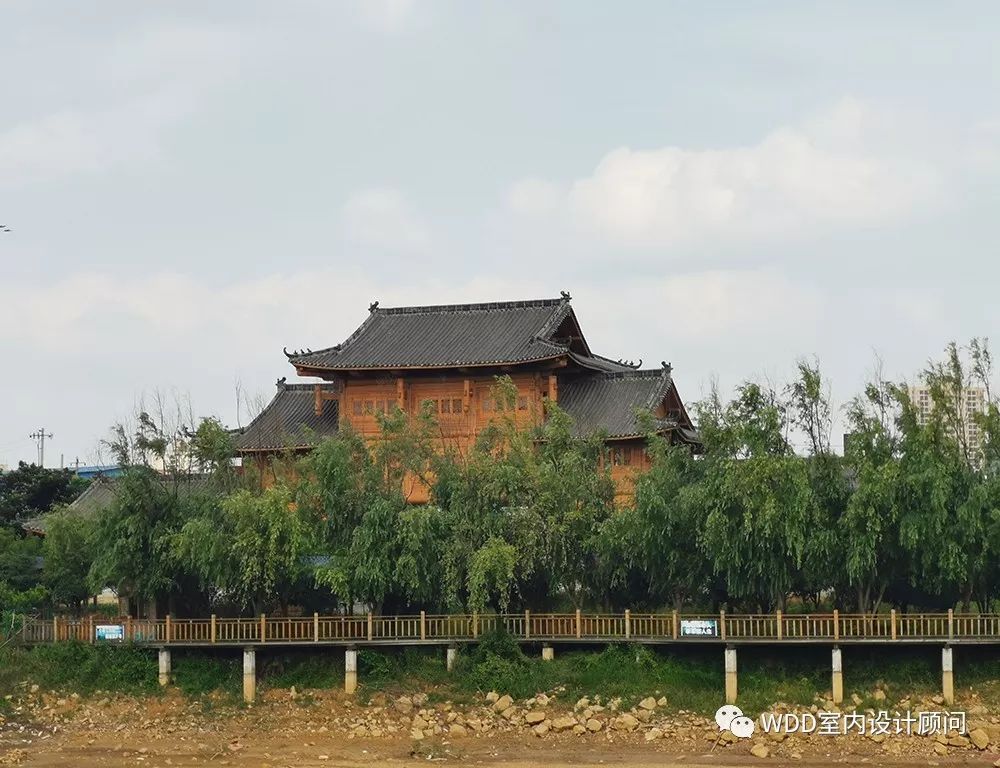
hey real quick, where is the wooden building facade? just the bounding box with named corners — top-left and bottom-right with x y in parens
top-left (234, 294), bottom-right (700, 502)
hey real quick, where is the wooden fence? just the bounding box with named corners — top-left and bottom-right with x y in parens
top-left (10, 609), bottom-right (1000, 647)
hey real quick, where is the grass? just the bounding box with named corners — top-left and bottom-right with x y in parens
top-left (3, 635), bottom-right (999, 716)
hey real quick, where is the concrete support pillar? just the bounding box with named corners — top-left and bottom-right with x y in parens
top-left (724, 646), bottom-right (737, 704)
top-left (541, 643), bottom-right (554, 662)
top-left (242, 648), bottom-right (256, 704)
top-left (157, 648), bottom-right (171, 687)
top-left (446, 645), bottom-right (457, 672)
top-left (831, 646), bottom-right (843, 705)
top-left (345, 648), bottom-right (358, 694)
top-left (942, 646), bottom-right (954, 706)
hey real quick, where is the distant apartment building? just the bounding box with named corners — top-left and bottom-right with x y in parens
top-left (909, 385), bottom-right (987, 458)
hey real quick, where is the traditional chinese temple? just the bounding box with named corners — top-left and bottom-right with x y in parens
top-left (233, 293), bottom-right (700, 501)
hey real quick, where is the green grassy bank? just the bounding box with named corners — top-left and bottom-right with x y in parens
top-left (4, 632), bottom-right (1000, 715)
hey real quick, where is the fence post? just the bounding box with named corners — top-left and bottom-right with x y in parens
top-left (672, 610), bottom-right (678, 640)
top-left (367, 612), bottom-right (373, 641)
top-left (947, 608), bottom-right (954, 641)
top-left (891, 609), bottom-right (897, 641)
top-left (210, 614), bottom-right (216, 644)
top-left (126, 616), bottom-right (132, 643)
top-left (89, 614), bottom-right (95, 644)
top-left (624, 610), bottom-right (631, 640)
top-left (260, 614), bottom-right (266, 644)
top-left (575, 608), bottom-right (581, 639)
top-left (52, 615), bottom-right (58, 643)
top-left (720, 609), bottom-right (726, 641)
top-left (833, 608), bottom-right (839, 641)
top-left (420, 610), bottom-right (426, 641)
top-left (165, 614), bottom-right (172, 644)
top-left (472, 612), bottom-right (478, 639)
top-left (776, 609), bottom-right (783, 640)
top-left (525, 610), bottom-right (530, 640)
top-left (313, 612), bottom-right (319, 643)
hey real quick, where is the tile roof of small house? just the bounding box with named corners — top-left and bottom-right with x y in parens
top-left (285, 294), bottom-right (632, 373)
top-left (232, 380), bottom-right (340, 452)
top-left (558, 367), bottom-right (678, 439)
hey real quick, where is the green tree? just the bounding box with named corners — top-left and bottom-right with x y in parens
top-left (0, 462), bottom-right (88, 527)
top-left (42, 510), bottom-right (96, 615)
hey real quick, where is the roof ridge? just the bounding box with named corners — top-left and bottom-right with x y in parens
top-left (585, 368), bottom-right (670, 380)
top-left (376, 297), bottom-right (566, 316)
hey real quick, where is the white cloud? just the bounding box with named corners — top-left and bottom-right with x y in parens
top-left (0, 21), bottom-right (244, 185)
top-left (355, 0), bottom-right (416, 31)
top-left (341, 188), bottom-right (431, 252)
top-left (509, 100), bottom-right (937, 249)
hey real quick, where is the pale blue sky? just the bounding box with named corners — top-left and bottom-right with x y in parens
top-left (2, 1), bottom-right (999, 465)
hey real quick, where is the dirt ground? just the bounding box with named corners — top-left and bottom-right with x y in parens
top-left (2, 687), bottom-right (998, 767)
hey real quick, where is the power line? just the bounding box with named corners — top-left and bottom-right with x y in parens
top-left (29, 428), bottom-right (53, 467)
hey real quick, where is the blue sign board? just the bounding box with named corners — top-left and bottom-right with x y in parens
top-left (96, 624), bottom-right (125, 642)
top-left (680, 619), bottom-right (718, 637)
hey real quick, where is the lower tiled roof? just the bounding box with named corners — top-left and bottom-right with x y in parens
top-left (233, 381), bottom-right (340, 452)
top-left (558, 368), bottom-right (677, 439)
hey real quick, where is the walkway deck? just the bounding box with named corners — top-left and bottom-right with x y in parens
top-left (14, 609), bottom-right (1000, 647)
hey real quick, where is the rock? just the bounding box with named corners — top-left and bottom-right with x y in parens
top-left (574, 697), bottom-right (590, 711)
top-left (449, 724), bottom-right (467, 737)
top-left (486, 691), bottom-right (499, 703)
top-left (931, 695), bottom-right (945, 705)
top-left (501, 706), bottom-right (518, 720)
top-left (534, 693), bottom-right (550, 706)
top-left (494, 694), bottom-right (513, 712)
top-left (636, 709), bottom-right (652, 723)
top-left (992, 758), bottom-right (1000, 768)
top-left (533, 722), bottom-right (550, 737)
top-left (934, 742), bottom-right (949, 755)
top-left (948, 734), bottom-right (970, 748)
top-left (614, 714), bottom-right (639, 731)
top-left (411, 716), bottom-right (430, 730)
top-left (750, 743), bottom-right (770, 759)
top-left (572, 724), bottom-right (587, 735)
top-left (645, 727), bottom-right (663, 741)
top-left (850, 693), bottom-right (863, 706)
top-left (586, 718), bottom-right (602, 732)
top-left (30, 684), bottom-right (39, 694)
top-left (790, 752), bottom-right (802, 760)
top-left (394, 696), bottom-right (413, 714)
top-left (409, 728), bottom-right (425, 740)
top-left (638, 696), bottom-right (657, 710)
top-left (525, 711), bottom-right (547, 725)
top-left (970, 729), bottom-right (990, 750)
top-left (552, 716), bottom-right (577, 732)
top-left (873, 689), bottom-right (885, 702)
top-left (411, 693), bottom-right (428, 706)
top-left (657, 696), bottom-right (668, 707)
top-left (290, 686), bottom-right (297, 699)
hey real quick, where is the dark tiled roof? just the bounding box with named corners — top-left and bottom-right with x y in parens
top-left (559, 368), bottom-right (677, 439)
top-left (233, 381), bottom-right (340, 452)
top-left (287, 297), bottom-right (587, 371)
top-left (22, 475), bottom-right (219, 535)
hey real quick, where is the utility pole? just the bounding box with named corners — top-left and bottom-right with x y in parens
top-left (29, 428), bottom-right (53, 467)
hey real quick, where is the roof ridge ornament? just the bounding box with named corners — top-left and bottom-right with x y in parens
top-left (276, 376), bottom-right (287, 390)
top-left (560, 290), bottom-right (571, 301)
top-left (369, 300), bottom-right (379, 313)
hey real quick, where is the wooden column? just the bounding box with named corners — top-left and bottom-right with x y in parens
top-left (942, 646), bottom-right (954, 705)
top-left (547, 374), bottom-right (558, 403)
top-left (210, 614), bottom-right (217, 644)
top-left (624, 610), bottom-right (631, 640)
top-left (947, 608), bottom-right (954, 641)
top-left (126, 616), bottom-right (132, 643)
top-left (890, 609), bottom-right (897, 641)
top-left (672, 610), bottom-right (678, 640)
top-left (165, 614), bottom-right (172, 644)
top-left (472, 612), bottom-right (479, 639)
top-left (345, 648), bottom-right (358, 694)
top-left (88, 614), bottom-right (95, 644)
top-left (776, 609), bottom-right (782, 640)
top-left (52, 615), bottom-right (58, 643)
top-left (397, 378), bottom-right (406, 411)
top-left (243, 648), bottom-right (256, 703)
top-left (260, 614), bottom-right (266, 644)
top-left (158, 648), bottom-right (171, 687)
top-left (833, 609), bottom-right (840, 641)
top-left (367, 612), bottom-right (373, 641)
top-left (575, 608), bottom-right (582, 639)
top-left (313, 612), bottom-right (320, 642)
top-left (524, 610), bottom-right (530, 640)
top-left (420, 611), bottom-right (426, 641)
top-left (720, 610), bottom-right (726, 641)
top-left (314, 384), bottom-right (323, 417)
